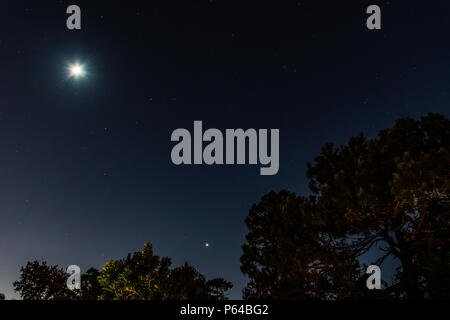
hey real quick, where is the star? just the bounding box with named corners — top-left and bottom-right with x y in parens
top-left (205, 243), bottom-right (209, 247)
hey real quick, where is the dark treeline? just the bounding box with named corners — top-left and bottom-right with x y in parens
top-left (241, 113), bottom-right (449, 299)
top-left (7, 113), bottom-right (450, 300)
top-left (12, 243), bottom-right (232, 300)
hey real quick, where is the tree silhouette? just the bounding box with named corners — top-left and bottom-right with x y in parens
top-left (165, 262), bottom-right (232, 300)
top-left (0, 292), bottom-right (5, 300)
top-left (241, 113), bottom-right (450, 299)
top-left (98, 243), bottom-right (232, 300)
top-left (13, 261), bottom-right (77, 300)
top-left (14, 243), bottom-right (232, 300)
top-left (241, 191), bottom-right (368, 299)
top-left (81, 268), bottom-right (102, 300)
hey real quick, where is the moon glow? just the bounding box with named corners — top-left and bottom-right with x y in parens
top-left (69, 63), bottom-right (85, 78)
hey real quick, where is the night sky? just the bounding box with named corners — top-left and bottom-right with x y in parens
top-left (0, 0), bottom-right (449, 299)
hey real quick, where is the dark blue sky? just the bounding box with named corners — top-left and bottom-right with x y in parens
top-left (0, 0), bottom-right (449, 299)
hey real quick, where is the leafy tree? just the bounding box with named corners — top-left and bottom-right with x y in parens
top-left (241, 113), bottom-right (450, 299)
top-left (13, 261), bottom-right (76, 300)
top-left (14, 261), bottom-right (101, 300)
top-left (81, 268), bottom-right (102, 300)
top-left (165, 262), bottom-right (232, 300)
top-left (241, 191), bottom-right (367, 299)
top-left (307, 113), bottom-right (449, 299)
top-left (97, 243), bottom-right (172, 300)
top-left (98, 243), bottom-right (232, 300)
top-left (14, 244), bottom-right (232, 300)
top-left (0, 292), bottom-right (5, 300)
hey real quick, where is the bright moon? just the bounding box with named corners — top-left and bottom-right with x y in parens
top-left (69, 63), bottom-right (85, 78)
